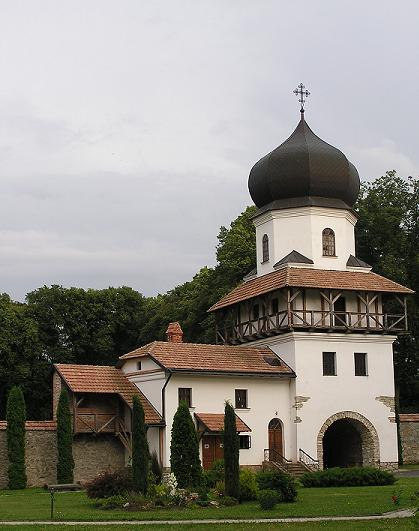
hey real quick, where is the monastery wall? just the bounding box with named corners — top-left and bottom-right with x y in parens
top-left (399, 415), bottom-right (419, 464)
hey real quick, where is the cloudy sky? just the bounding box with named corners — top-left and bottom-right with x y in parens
top-left (0, 1), bottom-right (418, 301)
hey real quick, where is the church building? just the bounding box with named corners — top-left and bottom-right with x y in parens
top-left (52, 87), bottom-right (413, 477)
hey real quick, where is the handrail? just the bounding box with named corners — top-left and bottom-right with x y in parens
top-left (264, 448), bottom-right (291, 464)
top-left (299, 448), bottom-right (319, 470)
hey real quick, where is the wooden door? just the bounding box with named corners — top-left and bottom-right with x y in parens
top-left (202, 435), bottom-right (224, 470)
top-left (268, 418), bottom-right (283, 459)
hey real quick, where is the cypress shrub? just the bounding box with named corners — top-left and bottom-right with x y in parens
top-left (170, 401), bottom-right (202, 488)
top-left (56, 388), bottom-right (74, 483)
top-left (224, 401), bottom-right (240, 499)
top-left (6, 386), bottom-right (27, 489)
top-left (132, 395), bottom-right (149, 494)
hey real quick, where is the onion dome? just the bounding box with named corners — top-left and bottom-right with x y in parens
top-left (248, 113), bottom-right (360, 211)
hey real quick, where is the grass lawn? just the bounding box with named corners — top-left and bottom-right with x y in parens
top-left (0, 477), bottom-right (418, 523)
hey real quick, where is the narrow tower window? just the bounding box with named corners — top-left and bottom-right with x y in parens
top-left (322, 228), bottom-right (336, 256)
top-left (262, 234), bottom-right (269, 262)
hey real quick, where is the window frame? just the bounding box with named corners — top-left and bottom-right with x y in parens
top-left (262, 234), bottom-right (269, 263)
top-left (322, 352), bottom-right (337, 376)
top-left (239, 435), bottom-right (251, 449)
top-left (235, 389), bottom-right (248, 409)
top-left (322, 228), bottom-right (336, 257)
top-left (354, 352), bottom-right (368, 376)
top-left (178, 387), bottom-right (192, 407)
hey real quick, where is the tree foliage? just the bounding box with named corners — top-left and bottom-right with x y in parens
top-left (132, 395), bottom-right (149, 494)
top-left (170, 401), bottom-right (202, 488)
top-left (224, 401), bottom-right (240, 499)
top-left (6, 386), bottom-right (27, 489)
top-left (56, 388), bottom-right (74, 483)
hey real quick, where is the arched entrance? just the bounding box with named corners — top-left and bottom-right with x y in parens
top-left (317, 412), bottom-right (380, 469)
top-left (268, 418), bottom-right (283, 459)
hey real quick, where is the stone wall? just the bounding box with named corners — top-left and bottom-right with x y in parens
top-left (399, 414), bottom-right (419, 464)
top-left (0, 423), bottom-right (125, 488)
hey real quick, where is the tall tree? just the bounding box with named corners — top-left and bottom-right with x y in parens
top-left (6, 386), bottom-right (27, 489)
top-left (170, 401), bottom-right (202, 489)
top-left (224, 401), bottom-right (240, 499)
top-left (132, 395), bottom-right (149, 494)
top-left (56, 389), bottom-right (74, 483)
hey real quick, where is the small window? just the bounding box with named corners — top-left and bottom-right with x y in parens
top-left (252, 304), bottom-right (260, 320)
top-left (323, 352), bottom-right (336, 376)
top-left (235, 389), bottom-right (248, 409)
top-left (322, 228), bottom-right (336, 256)
top-left (271, 298), bottom-right (279, 314)
top-left (137, 361), bottom-right (142, 371)
top-left (178, 388), bottom-right (192, 407)
top-left (354, 353), bottom-right (368, 376)
top-left (262, 234), bottom-right (269, 262)
top-left (239, 435), bottom-right (251, 449)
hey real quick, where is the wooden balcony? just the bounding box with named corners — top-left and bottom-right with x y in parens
top-left (216, 308), bottom-right (407, 344)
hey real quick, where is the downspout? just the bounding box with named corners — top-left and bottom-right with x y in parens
top-left (160, 371), bottom-right (172, 468)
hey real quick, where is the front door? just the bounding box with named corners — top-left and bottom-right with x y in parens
top-left (202, 435), bottom-right (224, 470)
top-left (268, 418), bottom-right (283, 459)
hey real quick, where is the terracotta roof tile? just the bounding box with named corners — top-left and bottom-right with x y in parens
top-left (0, 421), bottom-right (57, 431)
top-left (399, 414), bottom-right (419, 422)
top-left (120, 342), bottom-right (294, 376)
top-left (195, 412), bottom-right (251, 432)
top-left (208, 267), bottom-right (413, 312)
top-left (54, 364), bottom-right (163, 425)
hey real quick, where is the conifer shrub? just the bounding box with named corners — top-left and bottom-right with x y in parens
top-left (132, 395), bottom-right (149, 494)
top-left (150, 450), bottom-right (163, 484)
top-left (86, 469), bottom-right (133, 499)
top-left (170, 401), bottom-right (202, 488)
top-left (239, 468), bottom-right (258, 501)
top-left (56, 388), bottom-right (74, 484)
top-left (300, 467), bottom-right (396, 488)
top-left (258, 489), bottom-right (280, 509)
top-left (6, 386), bottom-right (27, 489)
top-left (256, 470), bottom-right (297, 502)
top-left (224, 401), bottom-right (240, 500)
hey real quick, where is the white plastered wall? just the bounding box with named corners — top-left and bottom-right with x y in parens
top-left (122, 356), bottom-right (166, 413)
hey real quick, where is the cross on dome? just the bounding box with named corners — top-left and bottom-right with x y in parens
top-left (293, 83), bottom-right (310, 113)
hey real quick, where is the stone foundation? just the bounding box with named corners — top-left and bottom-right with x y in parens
top-left (399, 414), bottom-right (419, 464)
top-left (0, 423), bottom-right (125, 488)
top-left (379, 462), bottom-right (399, 471)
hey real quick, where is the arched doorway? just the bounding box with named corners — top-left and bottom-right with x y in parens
top-left (268, 418), bottom-right (283, 459)
top-left (317, 411), bottom-right (380, 469)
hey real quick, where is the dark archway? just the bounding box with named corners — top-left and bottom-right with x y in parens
top-left (323, 419), bottom-right (363, 468)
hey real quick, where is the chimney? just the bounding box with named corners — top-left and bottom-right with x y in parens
top-left (166, 322), bottom-right (183, 343)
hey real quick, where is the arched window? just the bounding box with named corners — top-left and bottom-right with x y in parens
top-left (262, 234), bottom-right (269, 262)
top-left (322, 228), bottom-right (336, 256)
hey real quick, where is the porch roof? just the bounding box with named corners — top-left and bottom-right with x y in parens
top-left (195, 412), bottom-right (251, 433)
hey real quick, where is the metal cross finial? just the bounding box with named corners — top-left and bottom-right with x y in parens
top-left (293, 83), bottom-right (310, 113)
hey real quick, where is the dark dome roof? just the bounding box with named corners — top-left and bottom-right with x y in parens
top-left (248, 116), bottom-right (360, 210)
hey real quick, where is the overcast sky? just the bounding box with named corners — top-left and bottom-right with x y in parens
top-left (0, 1), bottom-right (418, 301)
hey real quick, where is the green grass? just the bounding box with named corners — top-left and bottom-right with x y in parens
top-left (0, 477), bottom-right (417, 523)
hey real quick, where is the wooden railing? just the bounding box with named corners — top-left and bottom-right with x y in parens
top-left (75, 411), bottom-right (118, 434)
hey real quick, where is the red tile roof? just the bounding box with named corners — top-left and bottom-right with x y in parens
top-left (0, 421), bottom-right (57, 431)
top-left (119, 342), bottom-right (294, 376)
top-left (208, 267), bottom-right (413, 311)
top-left (195, 412), bottom-right (251, 433)
top-left (54, 364), bottom-right (163, 425)
top-left (399, 414), bottom-right (419, 422)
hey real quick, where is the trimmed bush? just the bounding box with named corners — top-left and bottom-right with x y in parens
top-left (203, 459), bottom-right (224, 488)
top-left (300, 467), bottom-right (396, 488)
top-left (132, 395), bottom-right (149, 494)
top-left (258, 489), bottom-right (280, 509)
top-left (256, 470), bottom-right (297, 502)
top-left (224, 401), bottom-right (240, 499)
top-left (56, 389), bottom-right (74, 484)
top-left (86, 469), bottom-right (133, 499)
top-left (239, 468), bottom-right (258, 501)
top-left (6, 386), bottom-right (27, 489)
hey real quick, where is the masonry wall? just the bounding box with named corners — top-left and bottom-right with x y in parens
top-left (399, 416), bottom-right (419, 464)
top-left (0, 427), bottom-right (125, 488)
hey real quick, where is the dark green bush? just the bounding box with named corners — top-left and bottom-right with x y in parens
top-left (86, 469), bottom-right (133, 499)
top-left (203, 459), bottom-right (224, 488)
top-left (257, 470), bottom-right (297, 502)
top-left (258, 489), bottom-right (280, 509)
top-left (150, 451), bottom-right (163, 484)
top-left (300, 467), bottom-right (396, 488)
top-left (239, 468), bottom-right (258, 501)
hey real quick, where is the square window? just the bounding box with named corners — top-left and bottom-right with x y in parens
top-left (239, 435), bottom-right (251, 449)
top-left (178, 388), bottom-right (192, 407)
top-left (323, 352), bottom-right (336, 376)
top-left (354, 353), bottom-right (368, 376)
top-left (235, 389), bottom-right (248, 409)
